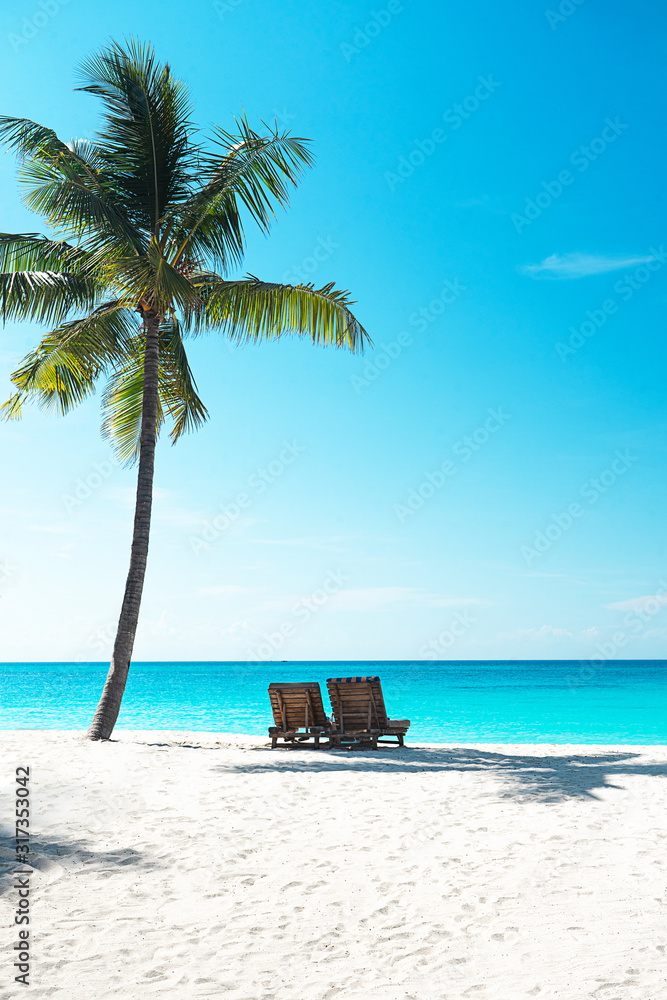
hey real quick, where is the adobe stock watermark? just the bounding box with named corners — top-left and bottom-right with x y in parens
top-left (521, 450), bottom-right (637, 565)
top-left (350, 278), bottom-right (466, 394)
top-left (511, 117), bottom-right (627, 234)
top-left (340, 0), bottom-right (410, 62)
top-left (419, 609), bottom-right (477, 659)
top-left (213, 0), bottom-right (244, 17)
top-left (556, 248), bottom-right (666, 361)
top-left (0, 557), bottom-right (16, 594)
top-left (272, 108), bottom-right (296, 128)
top-left (282, 236), bottom-right (339, 284)
top-left (247, 569), bottom-right (348, 662)
top-left (394, 407), bottom-right (510, 523)
top-left (8, 0), bottom-right (70, 53)
top-left (189, 440), bottom-right (305, 554)
top-left (385, 75), bottom-right (501, 192)
top-left (61, 457), bottom-right (119, 514)
top-left (546, 0), bottom-right (588, 31)
top-left (568, 580), bottom-right (667, 689)
top-left (74, 624), bottom-right (116, 662)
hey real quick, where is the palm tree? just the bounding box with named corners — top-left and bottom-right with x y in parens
top-left (0, 39), bottom-right (367, 740)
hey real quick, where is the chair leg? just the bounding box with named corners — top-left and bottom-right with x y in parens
top-left (398, 734), bottom-right (404, 747)
top-left (271, 737), bottom-right (277, 749)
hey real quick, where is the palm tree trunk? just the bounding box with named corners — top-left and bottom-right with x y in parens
top-left (88, 313), bottom-right (161, 740)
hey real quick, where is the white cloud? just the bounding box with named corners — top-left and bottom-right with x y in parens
top-left (29, 523), bottom-right (76, 534)
top-left (248, 534), bottom-right (348, 552)
top-left (427, 596), bottom-right (490, 607)
top-left (132, 616), bottom-right (261, 654)
top-left (330, 586), bottom-right (418, 612)
top-left (330, 587), bottom-right (488, 612)
top-left (497, 625), bottom-right (572, 641)
top-left (197, 585), bottom-right (247, 597)
top-left (520, 252), bottom-right (659, 280)
top-left (605, 593), bottom-right (667, 613)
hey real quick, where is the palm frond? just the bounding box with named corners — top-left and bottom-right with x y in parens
top-left (101, 241), bottom-right (201, 315)
top-left (208, 116), bottom-right (313, 230)
top-left (19, 155), bottom-right (144, 250)
top-left (101, 318), bottom-right (208, 463)
top-left (164, 118), bottom-right (312, 272)
top-left (0, 232), bottom-right (89, 273)
top-left (147, 241), bottom-right (201, 313)
top-left (0, 116), bottom-right (71, 161)
top-left (1, 393), bottom-right (24, 420)
top-left (77, 38), bottom-right (196, 233)
top-left (0, 117), bottom-right (144, 251)
top-left (0, 270), bottom-right (103, 325)
top-left (3, 306), bottom-right (138, 417)
top-left (184, 274), bottom-right (369, 352)
top-left (100, 337), bottom-right (155, 464)
top-left (0, 232), bottom-right (145, 304)
top-left (159, 319), bottom-right (208, 443)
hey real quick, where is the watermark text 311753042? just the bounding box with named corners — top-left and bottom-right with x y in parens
top-left (13, 766), bottom-right (31, 987)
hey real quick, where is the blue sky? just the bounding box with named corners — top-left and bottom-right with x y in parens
top-left (1, 0), bottom-right (666, 662)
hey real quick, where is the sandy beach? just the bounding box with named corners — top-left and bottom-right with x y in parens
top-left (1, 732), bottom-right (666, 999)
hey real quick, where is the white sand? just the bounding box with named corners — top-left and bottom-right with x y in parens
top-left (1, 732), bottom-right (667, 999)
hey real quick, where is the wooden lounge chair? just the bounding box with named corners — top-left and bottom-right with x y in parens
top-left (267, 682), bottom-right (331, 748)
top-left (326, 676), bottom-right (410, 748)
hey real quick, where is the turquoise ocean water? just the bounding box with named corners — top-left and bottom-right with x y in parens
top-left (2, 660), bottom-right (667, 742)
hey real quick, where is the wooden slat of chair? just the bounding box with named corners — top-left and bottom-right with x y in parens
top-left (268, 682), bottom-right (330, 748)
top-left (275, 688), bottom-right (288, 732)
top-left (328, 682), bottom-right (342, 731)
top-left (368, 686), bottom-right (381, 727)
top-left (326, 676), bottom-right (409, 749)
top-left (269, 686), bottom-right (325, 725)
top-left (304, 688), bottom-right (315, 731)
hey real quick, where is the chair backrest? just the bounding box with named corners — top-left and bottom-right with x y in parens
top-left (326, 676), bottom-right (389, 732)
top-left (268, 682), bottom-right (328, 732)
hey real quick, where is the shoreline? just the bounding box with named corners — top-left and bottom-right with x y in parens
top-left (3, 728), bottom-right (667, 748)
top-left (2, 731), bottom-right (666, 998)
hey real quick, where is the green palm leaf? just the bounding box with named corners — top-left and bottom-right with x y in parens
top-left (159, 319), bottom-right (209, 443)
top-left (165, 118), bottom-right (312, 273)
top-left (77, 38), bottom-right (196, 234)
top-left (101, 320), bottom-right (208, 463)
top-left (2, 306), bottom-right (138, 417)
top-left (0, 232), bottom-right (88, 272)
top-left (186, 274), bottom-right (368, 352)
top-left (0, 270), bottom-right (103, 325)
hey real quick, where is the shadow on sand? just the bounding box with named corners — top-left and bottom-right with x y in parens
top-left (0, 826), bottom-right (159, 897)
top-left (211, 744), bottom-right (667, 803)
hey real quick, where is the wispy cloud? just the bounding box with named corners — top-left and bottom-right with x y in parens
top-left (497, 625), bottom-right (572, 641)
top-left (520, 252), bottom-right (659, 280)
top-left (29, 523), bottom-right (76, 535)
top-left (605, 593), bottom-right (667, 613)
top-left (247, 534), bottom-right (350, 552)
top-left (428, 596), bottom-right (488, 607)
top-left (197, 584), bottom-right (248, 597)
top-left (330, 587), bottom-right (488, 612)
top-left (581, 626), bottom-right (604, 641)
top-left (642, 628), bottom-right (667, 640)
